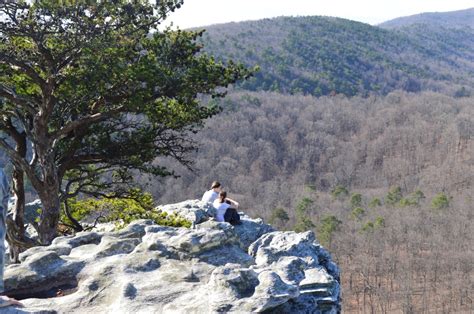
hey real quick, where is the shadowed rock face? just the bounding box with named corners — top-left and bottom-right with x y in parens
top-left (3, 200), bottom-right (340, 314)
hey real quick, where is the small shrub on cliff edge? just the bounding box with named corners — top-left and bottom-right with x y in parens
top-left (62, 190), bottom-right (191, 231)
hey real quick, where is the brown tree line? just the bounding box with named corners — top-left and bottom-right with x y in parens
top-left (148, 90), bottom-right (473, 312)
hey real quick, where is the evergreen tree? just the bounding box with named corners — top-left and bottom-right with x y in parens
top-left (0, 1), bottom-right (251, 249)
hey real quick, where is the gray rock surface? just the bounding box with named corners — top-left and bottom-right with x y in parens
top-left (2, 200), bottom-right (340, 313)
top-left (8, 199), bottom-right (42, 225)
top-left (159, 199), bottom-right (215, 224)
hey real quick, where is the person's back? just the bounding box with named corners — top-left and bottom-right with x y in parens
top-left (212, 197), bottom-right (230, 222)
top-left (213, 191), bottom-right (241, 225)
top-left (202, 189), bottom-right (218, 203)
top-left (201, 181), bottom-right (221, 203)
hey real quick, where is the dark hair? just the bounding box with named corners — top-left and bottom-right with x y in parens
top-left (211, 181), bottom-right (221, 189)
top-left (219, 191), bottom-right (227, 203)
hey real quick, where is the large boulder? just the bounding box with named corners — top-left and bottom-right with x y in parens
top-left (249, 231), bottom-right (321, 267)
top-left (233, 213), bottom-right (274, 249)
top-left (248, 231), bottom-right (341, 313)
top-left (196, 214), bottom-right (274, 250)
top-left (2, 200), bottom-right (340, 313)
top-left (159, 199), bottom-right (215, 224)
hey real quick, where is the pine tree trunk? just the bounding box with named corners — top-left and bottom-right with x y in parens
top-left (4, 130), bottom-right (35, 263)
top-left (34, 115), bottom-right (61, 245)
top-left (37, 174), bottom-right (60, 245)
top-left (8, 167), bottom-right (26, 263)
top-left (12, 168), bottom-right (25, 231)
top-left (37, 135), bottom-right (60, 245)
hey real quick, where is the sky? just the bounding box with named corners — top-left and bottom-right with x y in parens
top-left (162, 0), bottom-right (473, 29)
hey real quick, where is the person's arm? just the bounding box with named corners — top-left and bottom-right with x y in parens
top-left (225, 197), bottom-right (239, 208)
top-left (0, 296), bottom-right (23, 308)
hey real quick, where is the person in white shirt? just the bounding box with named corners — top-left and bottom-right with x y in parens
top-left (212, 191), bottom-right (241, 225)
top-left (201, 181), bottom-right (221, 203)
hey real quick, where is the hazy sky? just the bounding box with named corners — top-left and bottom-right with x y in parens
top-left (163, 0), bottom-right (473, 28)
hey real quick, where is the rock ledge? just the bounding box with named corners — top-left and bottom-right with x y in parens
top-left (4, 200), bottom-right (340, 313)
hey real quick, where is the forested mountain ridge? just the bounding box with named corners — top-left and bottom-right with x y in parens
top-left (380, 7), bottom-right (474, 29)
top-left (198, 15), bottom-right (474, 97)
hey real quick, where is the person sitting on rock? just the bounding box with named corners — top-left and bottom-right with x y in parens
top-left (201, 181), bottom-right (221, 203)
top-left (212, 191), bottom-right (241, 225)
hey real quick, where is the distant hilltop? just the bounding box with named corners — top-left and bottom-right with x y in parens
top-left (379, 8), bottom-right (474, 29)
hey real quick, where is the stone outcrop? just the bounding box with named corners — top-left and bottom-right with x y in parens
top-left (3, 200), bottom-right (340, 313)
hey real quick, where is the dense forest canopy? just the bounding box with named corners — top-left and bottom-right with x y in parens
top-left (199, 15), bottom-right (474, 97)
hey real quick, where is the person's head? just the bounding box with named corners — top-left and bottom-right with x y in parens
top-left (219, 191), bottom-right (227, 203)
top-left (211, 181), bottom-right (221, 192)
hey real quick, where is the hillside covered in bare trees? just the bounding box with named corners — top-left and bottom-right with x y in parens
top-left (154, 91), bottom-right (472, 211)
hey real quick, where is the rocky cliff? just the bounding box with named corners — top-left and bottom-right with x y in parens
top-left (3, 200), bottom-right (340, 313)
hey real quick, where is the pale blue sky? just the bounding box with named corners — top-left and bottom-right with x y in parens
top-left (163, 0), bottom-right (473, 28)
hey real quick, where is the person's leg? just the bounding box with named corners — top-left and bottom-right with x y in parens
top-left (224, 208), bottom-right (234, 223)
top-left (231, 209), bottom-right (241, 225)
top-left (224, 208), bottom-right (241, 225)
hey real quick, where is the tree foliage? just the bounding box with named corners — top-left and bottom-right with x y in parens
top-left (331, 185), bottom-right (349, 200)
top-left (268, 207), bottom-right (289, 229)
top-left (385, 186), bottom-right (403, 206)
top-left (293, 197), bottom-right (316, 232)
top-left (350, 193), bottom-right (362, 208)
top-left (431, 192), bottom-right (450, 210)
top-left (350, 207), bottom-right (365, 221)
top-left (318, 214), bottom-right (342, 246)
top-left (368, 197), bottom-right (382, 208)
